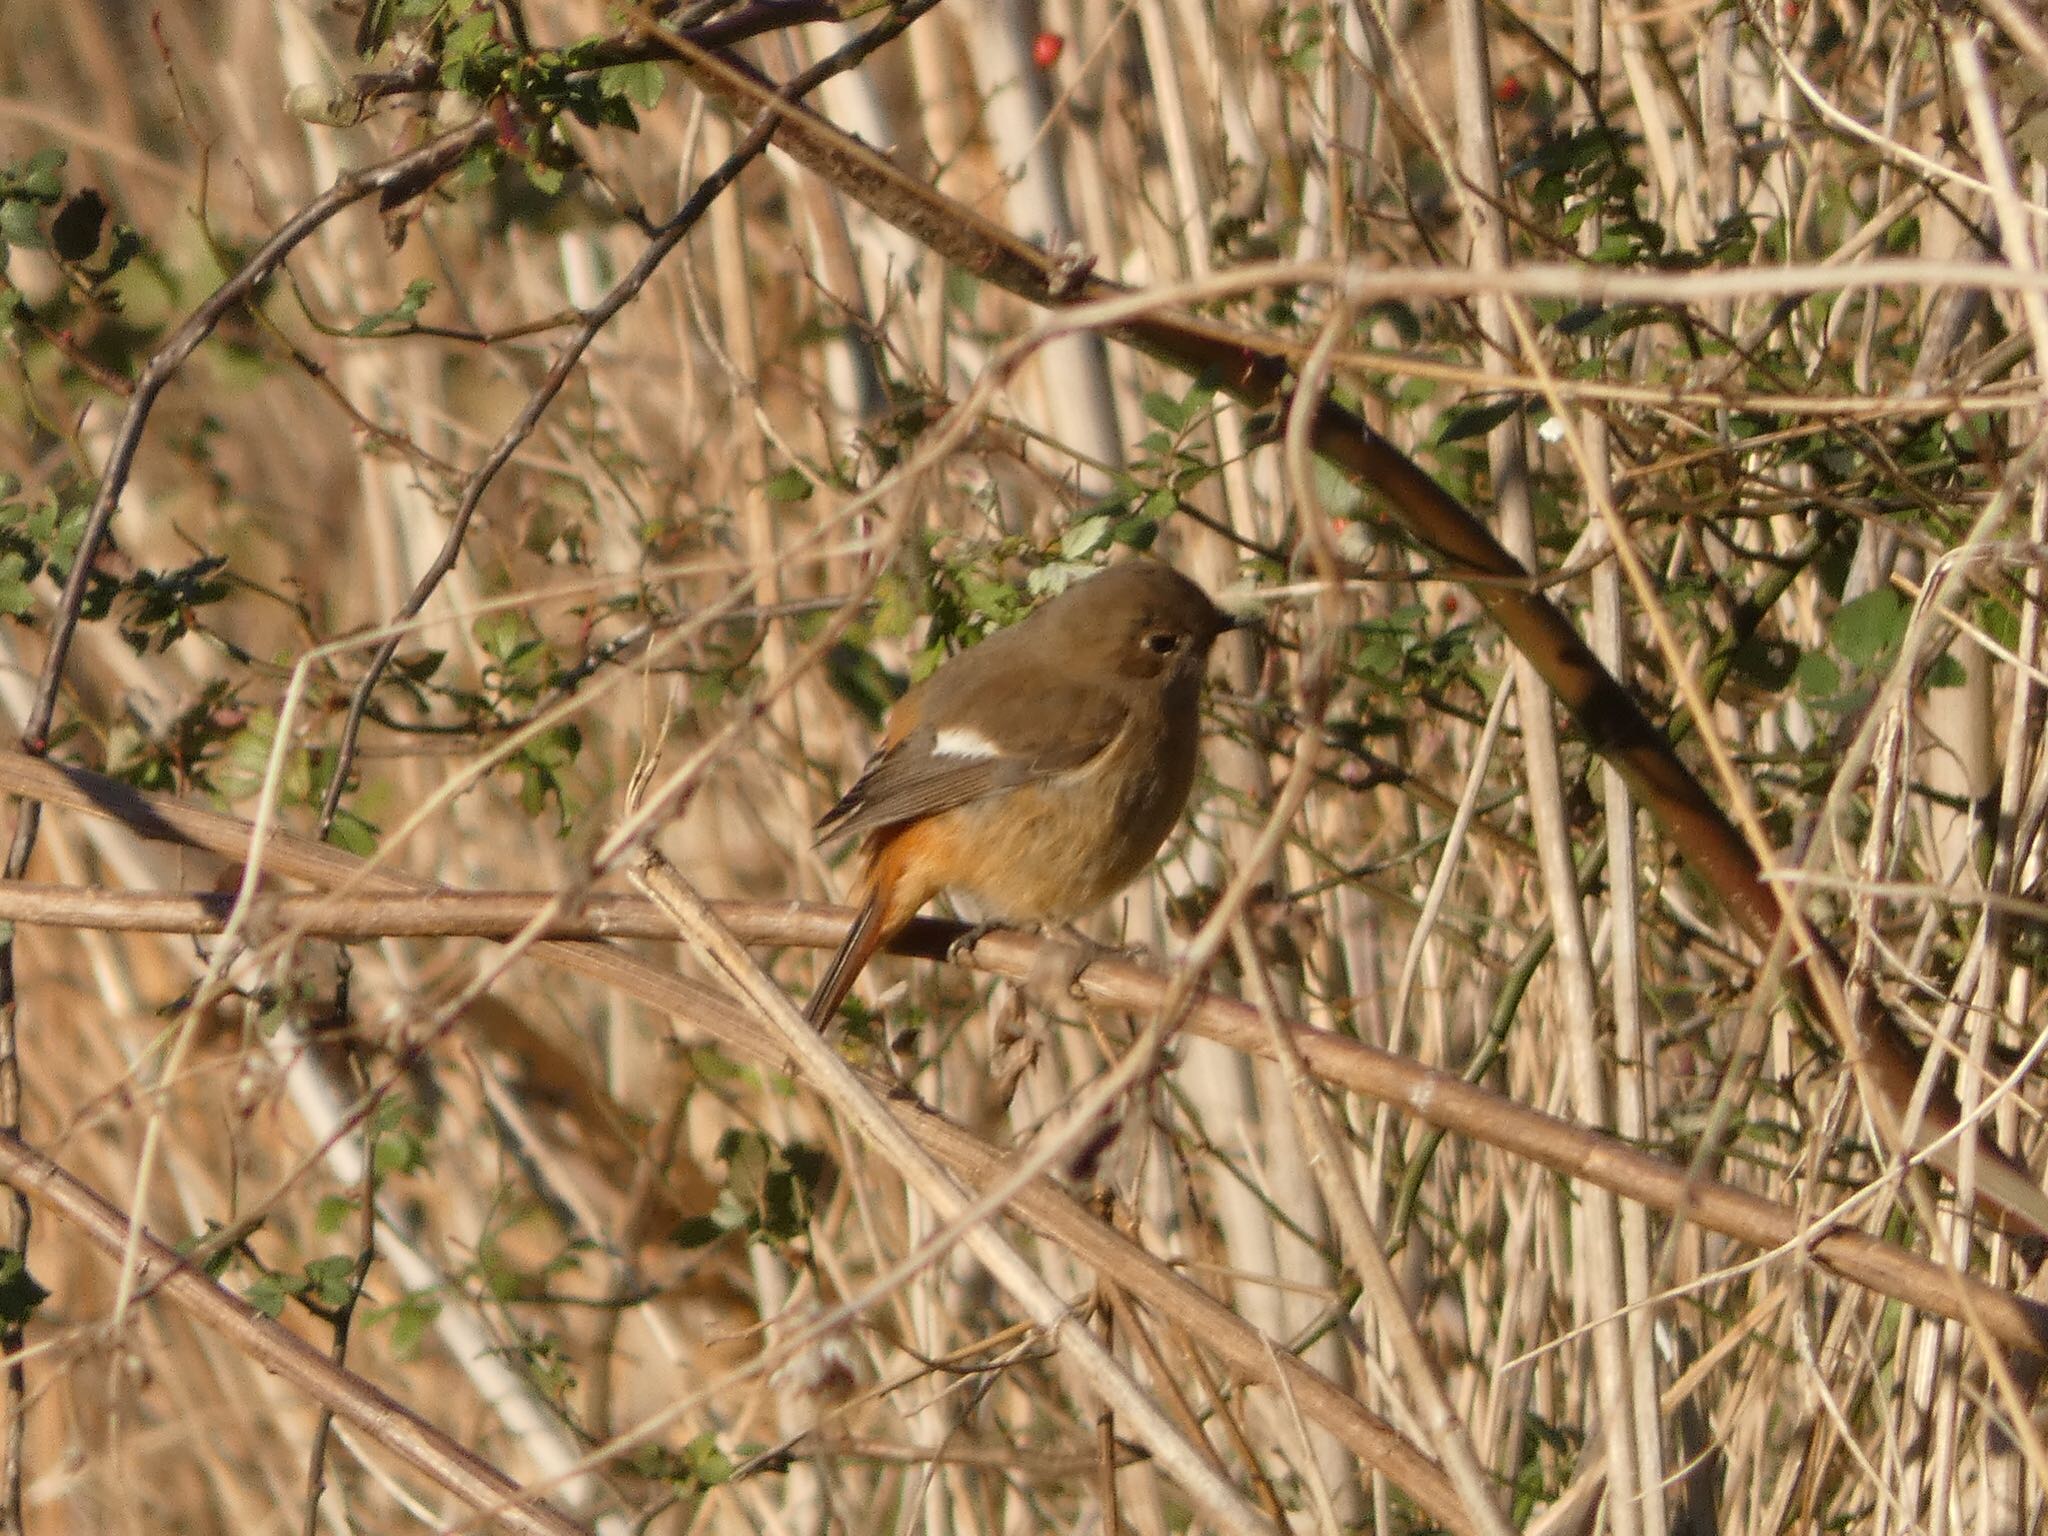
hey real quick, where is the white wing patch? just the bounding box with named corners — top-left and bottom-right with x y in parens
top-left (933, 726), bottom-right (1001, 759)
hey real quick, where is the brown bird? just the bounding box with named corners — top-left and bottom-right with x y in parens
top-left (806, 559), bottom-right (1240, 1027)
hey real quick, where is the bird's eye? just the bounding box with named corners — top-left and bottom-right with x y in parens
top-left (1144, 631), bottom-right (1181, 655)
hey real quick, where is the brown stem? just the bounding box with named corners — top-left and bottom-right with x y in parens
top-left (1, 751), bottom-right (2041, 1358)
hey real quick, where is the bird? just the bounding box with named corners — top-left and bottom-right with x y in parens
top-left (805, 558), bottom-right (1240, 1028)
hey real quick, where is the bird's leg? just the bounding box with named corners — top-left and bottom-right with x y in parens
top-left (945, 920), bottom-right (997, 964)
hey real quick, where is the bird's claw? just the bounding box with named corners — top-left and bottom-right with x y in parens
top-left (946, 922), bottom-right (995, 964)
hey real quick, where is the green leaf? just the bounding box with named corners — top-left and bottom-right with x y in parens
top-left (244, 1271), bottom-right (297, 1319)
top-left (672, 1214), bottom-right (726, 1249)
top-left (441, 9), bottom-right (498, 73)
top-left (303, 1255), bottom-right (360, 1310)
top-left (762, 466), bottom-right (813, 503)
top-left (326, 809), bottom-right (379, 857)
top-left (0, 200), bottom-right (43, 251)
top-left (350, 277), bottom-right (435, 336)
top-left (1311, 455), bottom-right (1367, 521)
top-left (0, 1249), bottom-right (48, 1327)
top-left (386, 1295), bottom-right (438, 1359)
top-left (50, 189), bottom-right (106, 262)
top-left (474, 610), bottom-right (530, 664)
top-left (599, 61), bottom-right (665, 109)
top-left (824, 641), bottom-right (900, 729)
top-left (1061, 513), bottom-right (1115, 559)
top-left (22, 147), bottom-right (67, 197)
top-left (1795, 649), bottom-right (1841, 699)
top-left (871, 575), bottom-right (917, 639)
top-left (1977, 595), bottom-right (2019, 652)
top-left (707, 1131), bottom-right (828, 1243)
top-left (683, 1431), bottom-right (734, 1488)
top-left (0, 554), bottom-right (35, 620)
top-left (1436, 397), bottom-right (1521, 445)
top-left (1728, 636), bottom-right (1797, 692)
top-left (1924, 652), bottom-right (1967, 690)
top-left (524, 157), bottom-right (565, 196)
top-left (1141, 389), bottom-right (1190, 431)
top-left (1831, 588), bottom-right (1906, 667)
top-left (373, 1126), bottom-right (427, 1176)
top-left (394, 648), bottom-right (446, 682)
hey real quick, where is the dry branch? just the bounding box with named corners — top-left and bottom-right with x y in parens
top-left (0, 1130), bottom-right (588, 1536)
top-left (0, 752), bottom-right (2041, 1361)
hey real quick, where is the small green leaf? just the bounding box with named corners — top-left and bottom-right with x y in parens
top-left (824, 641), bottom-right (899, 729)
top-left (0, 554), bottom-right (35, 620)
top-left (1796, 649), bottom-right (1841, 699)
top-left (1831, 588), bottom-right (1906, 667)
top-left (1141, 390), bottom-right (1190, 431)
top-left (0, 1249), bottom-right (48, 1327)
top-left (386, 1295), bottom-right (438, 1359)
top-left (245, 1272), bottom-right (297, 1319)
top-left (0, 200), bottom-right (43, 250)
top-left (599, 61), bottom-right (665, 109)
top-left (373, 1127), bottom-right (427, 1176)
top-left (326, 809), bottom-right (379, 857)
top-left (304, 1256), bottom-right (360, 1309)
top-left (1437, 398), bottom-right (1521, 445)
top-left (1924, 652), bottom-right (1967, 690)
top-left (394, 648), bottom-right (445, 682)
top-left (50, 189), bottom-right (106, 262)
top-left (762, 466), bottom-right (813, 503)
top-left (1728, 636), bottom-right (1797, 691)
top-left (1311, 456), bottom-right (1367, 521)
top-left (1061, 514), bottom-right (1115, 559)
top-left (672, 1214), bottom-right (727, 1249)
top-left (473, 610), bottom-right (530, 664)
top-left (684, 1431), bottom-right (734, 1488)
top-left (23, 147), bottom-right (67, 197)
top-left (350, 277), bottom-right (435, 337)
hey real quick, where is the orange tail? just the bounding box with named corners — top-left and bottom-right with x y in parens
top-left (806, 892), bottom-right (890, 1028)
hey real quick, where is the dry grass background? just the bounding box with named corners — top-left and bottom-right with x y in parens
top-left (2, 1), bottom-right (2048, 1532)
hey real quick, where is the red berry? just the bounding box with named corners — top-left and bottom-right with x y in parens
top-left (1495, 73), bottom-right (1527, 108)
top-left (1032, 31), bottom-right (1065, 69)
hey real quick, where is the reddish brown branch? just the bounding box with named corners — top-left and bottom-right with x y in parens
top-left (1, 754), bottom-right (2042, 1360)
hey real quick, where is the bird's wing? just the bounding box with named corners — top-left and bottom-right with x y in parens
top-left (814, 681), bottom-right (1128, 847)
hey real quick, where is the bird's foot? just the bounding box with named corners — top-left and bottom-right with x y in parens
top-left (946, 921), bottom-right (996, 964)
